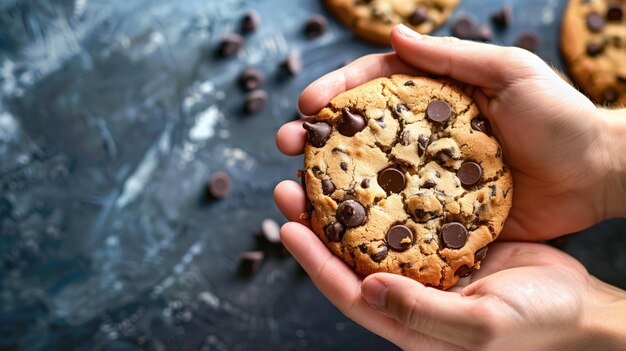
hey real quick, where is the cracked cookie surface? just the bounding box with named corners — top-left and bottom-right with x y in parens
top-left (325, 0), bottom-right (460, 45)
top-left (561, 0), bottom-right (626, 106)
top-left (301, 75), bottom-right (513, 290)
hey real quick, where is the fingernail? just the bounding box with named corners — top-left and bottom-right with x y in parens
top-left (397, 24), bottom-right (422, 39)
top-left (362, 278), bottom-right (388, 308)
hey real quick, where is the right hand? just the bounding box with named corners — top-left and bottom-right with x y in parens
top-left (277, 24), bottom-right (622, 242)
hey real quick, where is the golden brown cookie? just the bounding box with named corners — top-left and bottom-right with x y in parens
top-left (325, 0), bottom-right (461, 45)
top-left (561, 0), bottom-right (626, 106)
top-left (300, 75), bottom-right (513, 290)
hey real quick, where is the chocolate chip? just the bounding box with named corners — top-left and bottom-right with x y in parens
top-left (426, 100), bottom-right (452, 123)
top-left (489, 185), bottom-right (497, 198)
top-left (417, 135), bottom-right (429, 156)
top-left (457, 162), bottom-right (483, 187)
top-left (239, 251), bottom-right (264, 275)
top-left (312, 166), bottom-right (322, 175)
top-left (386, 225), bottom-right (414, 252)
top-left (261, 218), bottom-right (281, 243)
top-left (455, 265), bottom-right (474, 277)
top-left (377, 167), bottom-right (406, 194)
top-left (244, 90), bottom-right (268, 113)
top-left (370, 244), bottom-right (389, 262)
top-left (441, 147), bottom-right (461, 160)
top-left (440, 222), bottom-right (468, 249)
top-left (452, 16), bottom-right (477, 39)
top-left (607, 4), bottom-right (623, 22)
top-left (361, 178), bottom-right (370, 188)
top-left (496, 147), bottom-right (501, 158)
top-left (491, 5), bottom-right (512, 28)
top-left (359, 243), bottom-right (368, 253)
top-left (435, 171), bottom-right (441, 178)
top-left (471, 116), bottom-right (492, 135)
top-left (474, 24), bottom-right (493, 42)
top-left (325, 222), bottom-right (345, 242)
top-left (208, 171), bottom-right (231, 199)
top-left (338, 108), bottom-right (366, 136)
top-left (304, 14), bottom-right (327, 39)
top-left (586, 12), bottom-right (605, 32)
top-left (218, 34), bottom-right (243, 57)
top-left (239, 68), bottom-right (264, 91)
top-left (603, 88), bottom-right (618, 104)
top-left (375, 118), bottom-right (386, 129)
top-left (400, 130), bottom-right (411, 145)
top-left (322, 179), bottom-right (335, 195)
top-left (340, 162), bottom-right (348, 171)
top-left (586, 41), bottom-right (604, 56)
top-left (422, 179), bottom-right (436, 188)
top-left (242, 10), bottom-right (260, 33)
top-left (303, 121), bottom-right (332, 147)
top-left (336, 200), bottom-right (366, 228)
top-left (515, 31), bottom-right (540, 52)
top-left (408, 6), bottom-right (428, 26)
top-left (404, 80), bottom-right (415, 87)
top-left (475, 246), bottom-right (489, 262)
top-left (281, 52), bottom-right (302, 76)
top-left (395, 104), bottom-right (409, 114)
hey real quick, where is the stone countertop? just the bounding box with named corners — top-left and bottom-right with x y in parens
top-left (1, 0), bottom-right (624, 350)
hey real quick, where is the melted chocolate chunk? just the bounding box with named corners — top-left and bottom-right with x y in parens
top-left (322, 179), bottom-right (335, 195)
top-left (338, 108), bottom-right (366, 136)
top-left (325, 222), bottom-right (345, 242)
top-left (336, 200), bottom-right (366, 228)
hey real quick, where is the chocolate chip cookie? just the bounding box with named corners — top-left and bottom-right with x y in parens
top-left (325, 0), bottom-right (460, 45)
top-left (300, 75), bottom-right (513, 290)
top-left (561, 0), bottom-right (626, 106)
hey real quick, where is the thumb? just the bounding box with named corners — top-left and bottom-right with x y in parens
top-left (361, 273), bottom-right (492, 348)
top-left (389, 24), bottom-right (545, 91)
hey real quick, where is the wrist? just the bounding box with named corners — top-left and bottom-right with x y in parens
top-left (595, 108), bottom-right (626, 219)
top-left (578, 276), bottom-right (626, 351)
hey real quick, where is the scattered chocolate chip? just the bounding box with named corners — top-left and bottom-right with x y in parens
top-left (386, 225), bottom-right (414, 252)
top-left (239, 68), bottom-right (264, 91)
top-left (332, 147), bottom-right (345, 153)
top-left (427, 100), bottom-right (452, 123)
top-left (378, 167), bottom-right (406, 194)
top-left (242, 10), bottom-right (260, 33)
top-left (338, 108), bottom-right (367, 136)
top-left (607, 4), bottom-right (624, 21)
top-left (281, 52), bottom-right (302, 76)
top-left (370, 244), bottom-right (389, 262)
top-left (586, 41), bottom-right (604, 56)
top-left (422, 179), bottom-right (436, 188)
top-left (475, 246), bottom-right (489, 262)
top-left (336, 200), bottom-right (366, 228)
top-left (455, 265), bottom-right (474, 277)
top-left (503, 188), bottom-right (511, 198)
top-left (408, 6), bottom-right (429, 26)
top-left (435, 171), bottom-right (441, 178)
top-left (491, 5), bottom-right (512, 28)
top-left (340, 162), bottom-right (348, 171)
top-left (375, 118), bottom-right (386, 129)
top-left (474, 24), bottom-right (493, 42)
top-left (603, 88), bottom-right (618, 104)
top-left (452, 16), bottom-right (477, 39)
top-left (239, 251), bottom-right (264, 275)
top-left (457, 162), bottom-right (483, 187)
top-left (361, 178), bottom-right (370, 188)
top-left (417, 135), bottom-right (429, 156)
top-left (322, 179), bottom-right (335, 195)
top-left (586, 12), bottom-right (605, 32)
top-left (359, 244), bottom-right (368, 253)
top-left (244, 90), bottom-right (268, 113)
top-left (261, 218), bottom-right (281, 243)
top-left (325, 222), bottom-right (345, 242)
top-left (404, 80), bottom-right (415, 87)
top-left (395, 103), bottom-right (409, 114)
top-left (471, 116), bottom-right (492, 135)
top-left (400, 130), bottom-right (411, 145)
top-left (208, 171), bottom-right (231, 199)
top-left (312, 166), bottom-right (322, 175)
top-left (304, 14), bottom-right (327, 39)
top-left (489, 185), bottom-right (497, 198)
top-left (218, 34), bottom-right (243, 57)
top-left (515, 31), bottom-right (540, 52)
top-left (303, 121), bottom-right (332, 147)
top-left (441, 147), bottom-right (461, 160)
top-left (440, 222), bottom-right (468, 249)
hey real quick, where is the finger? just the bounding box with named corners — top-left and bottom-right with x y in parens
top-left (273, 180), bottom-right (308, 225)
top-left (361, 273), bottom-right (495, 349)
top-left (390, 24), bottom-right (542, 91)
top-left (276, 120), bottom-right (307, 156)
top-left (280, 222), bottom-right (459, 349)
top-left (298, 53), bottom-right (422, 115)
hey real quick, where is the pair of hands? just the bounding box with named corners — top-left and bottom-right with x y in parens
top-left (274, 25), bottom-right (626, 350)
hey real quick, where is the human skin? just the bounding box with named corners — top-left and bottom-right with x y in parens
top-left (274, 24), bottom-right (626, 350)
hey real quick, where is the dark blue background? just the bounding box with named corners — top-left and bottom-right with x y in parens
top-left (1, 0), bottom-right (624, 350)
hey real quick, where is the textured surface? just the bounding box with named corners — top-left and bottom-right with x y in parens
top-left (561, 0), bottom-right (626, 106)
top-left (303, 75), bottom-right (512, 289)
top-left (0, 0), bottom-right (625, 350)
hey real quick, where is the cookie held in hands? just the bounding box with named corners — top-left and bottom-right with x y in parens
top-left (301, 75), bottom-right (513, 290)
